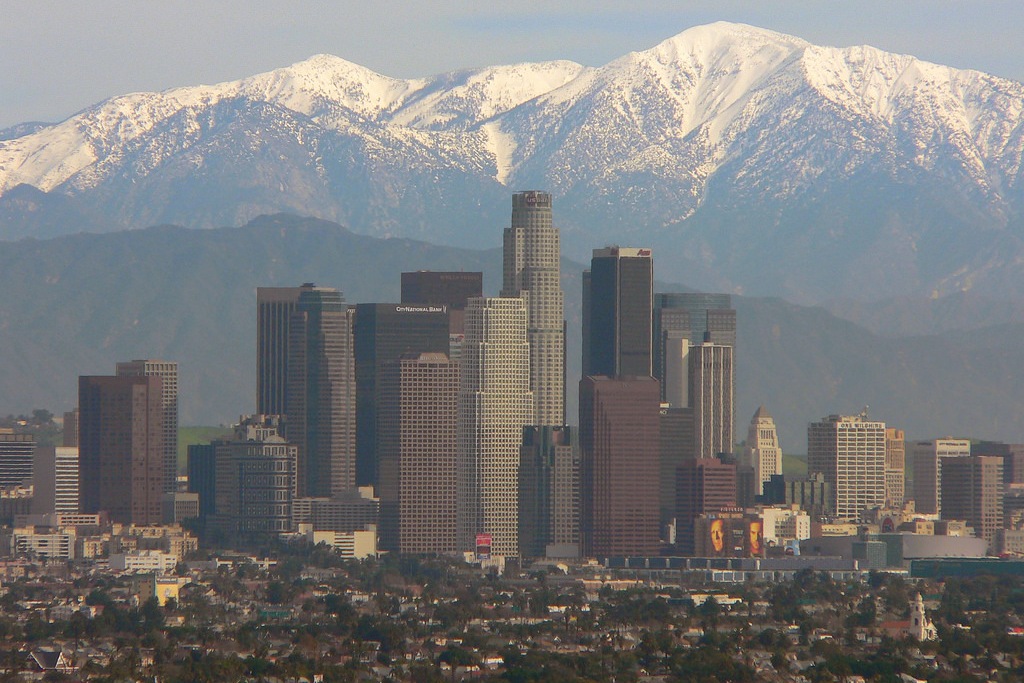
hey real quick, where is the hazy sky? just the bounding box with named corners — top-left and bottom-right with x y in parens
top-left (3, 1), bottom-right (1023, 129)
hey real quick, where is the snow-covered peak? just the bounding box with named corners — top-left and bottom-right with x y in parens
top-left (799, 43), bottom-right (941, 120)
top-left (642, 21), bottom-right (809, 67)
top-left (526, 21), bottom-right (809, 146)
top-left (236, 54), bottom-right (423, 120)
top-left (2, 20), bottom-right (1024, 208)
top-left (797, 40), bottom-right (1024, 178)
top-left (391, 60), bottom-right (586, 128)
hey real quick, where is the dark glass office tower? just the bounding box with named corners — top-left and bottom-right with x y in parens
top-left (353, 303), bottom-right (450, 487)
top-left (519, 425), bottom-right (579, 557)
top-left (79, 375), bottom-right (164, 524)
top-left (941, 456), bottom-right (1004, 550)
top-left (401, 271), bottom-right (483, 362)
top-left (654, 292), bottom-right (735, 347)
top-left (400, 271), bottom-right (482, 310)
top-left (187, 443), bottom-right (217, 524)
top-left (257, 287), bottom-right (302, 416)
top-left (659, 405), bottom-right (694, 534)
top-left (286, 284), bottom-right (355, 497)
top-left (584, 247), bottom-right (654, 378)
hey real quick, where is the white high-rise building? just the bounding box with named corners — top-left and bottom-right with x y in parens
top-left (808, 413), bottom-right (886, 520)
top-left (662, 332), bottom-right (690, 408)
top-left (690, 342), bottom-right (734, 459)
top-left (116, 360), bottom-right (178, 494)
top-left (457, 297), bottom-right (533, 557)
top-left (501, 191), bottom-right (564, 426)
top-left (745, 405), bottom-right (782, 491)
top-left (32, 446), bottom-right (79, 515)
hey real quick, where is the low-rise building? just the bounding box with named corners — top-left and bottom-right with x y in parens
top-left (134, 574), bottom-right (190, 606)
top-left (307, 527), bottom-right (377, 559)
top-left (8, 528), bottom-right (76, 560)
top-left (998, 528), bottom-right (1024, 556)
top-left (109, 550), bottom-right (179, 573)
top-left (758, 505), bottom-right (811, 546)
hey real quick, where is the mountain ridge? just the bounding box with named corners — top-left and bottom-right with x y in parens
top-left (3, 22), bottom-right (1024, 302)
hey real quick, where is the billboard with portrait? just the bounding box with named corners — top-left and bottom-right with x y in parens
top-left (747, 519), bottom-right (764, 557)
top-left (708, 519), bottom-right (726, 556)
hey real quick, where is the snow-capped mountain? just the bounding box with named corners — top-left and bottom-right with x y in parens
top-left (3, 21), bottom-right (1024, 302)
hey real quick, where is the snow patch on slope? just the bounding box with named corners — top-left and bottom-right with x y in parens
top-left (481, 121), bottom-right (517, 184)
top-left (391, 61), bottom-right (585, 129)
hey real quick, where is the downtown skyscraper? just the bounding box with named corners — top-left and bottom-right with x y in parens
top-left (257, 286), bottom-right (302, 416)
top-left (378, 352), bottom-right (460, 554)
top-left (116, 359), bottom-right (178, 494)
top-left (808, 413), bottom-right (886, 520)
top-left (583, 247), bottom-right (654, 377)
top-left (580, 375), bottom-right (661, 556)
top-left (579, 246), bottom-right (660, 556)
top-left (353, 303), bottom-right (449, 486)
top-left (940, 455), bottom-right (1004, 550)
top-left (456, 297), bottom-right (534, 557)
top-left (501, 190), bottom-right (565, 426)
top-left (286, 284), bottom-right (356, 497)
top-left (79, 374), bottom-right (164, 524)
top-left (690, 342), bottom-right (734, 459)
top-left (653, 292), bottom-right (736, 405)
top-left (910, 438), bottom-right (971, 515)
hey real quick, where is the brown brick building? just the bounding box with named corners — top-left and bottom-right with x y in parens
top-left (941, 455), bottom-right (1004, 551)
top-left (580, 375), bottom-right (661, 557)
top-left (79, 375), bottom-right (164, 524)
top-left (676, 457), bottom-right (737, 555)
top-left (378, 352), bottom-right (459, 554)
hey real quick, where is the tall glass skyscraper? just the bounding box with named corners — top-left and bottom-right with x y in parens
top-left (583, 247), bottom-right (654, 378)
top-left (286, 284), bottom-right (355, 498)
top-left (353, 303), bottom-right (449, 487)
top-left (502, 191), bottom-right (565, 426)
top-left (256, 287), bottom-right (302, 417)
top-left (456, 297), bottom-right (533, 557)
top-left (653, 292), bottom-right (736, 404)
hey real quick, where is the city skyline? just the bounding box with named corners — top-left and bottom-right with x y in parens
top-left (5, 187), bottom-right (1021, 562)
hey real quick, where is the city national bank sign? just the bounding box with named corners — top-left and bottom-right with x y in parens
top-left (395, 305), bottom-right (447, 314)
